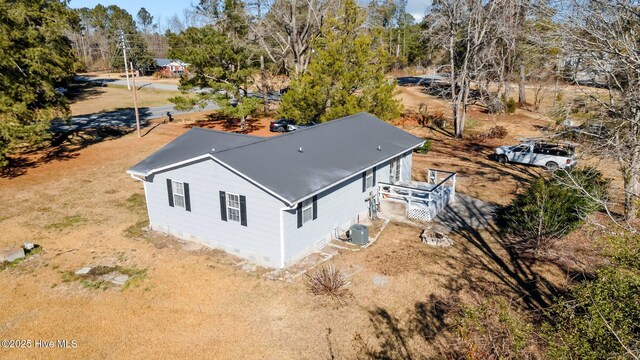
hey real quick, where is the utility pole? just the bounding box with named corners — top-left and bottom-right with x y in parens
top-left (130, 62), bottom-right (141, 137)
top-left (119, 30), bottom-right (131, 90)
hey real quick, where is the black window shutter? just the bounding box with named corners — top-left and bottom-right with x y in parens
top-left (219, 191), bottom-right (227, 221)
top-left (184, 183), bottom-right (191, 211)
top-left (297, 202), bottom-right (303, 228)
top-left (372, 166), bottom-right (377, 187)
top-left (239, 195), bottom-right (247, 226)
top-left (362, 172), bottom-right (366, 192)
top-left (312, 195), bottom-right (318, 220)
top-left (166, 179), bottom-right (174, 207)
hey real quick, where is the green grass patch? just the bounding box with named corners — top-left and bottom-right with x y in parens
top-left (119, 266), bottom-right (147, 290)
top-left (46, 215), bottom-right (87, 230)
top-left (61, 265), bottom-right (147, 291)
top-left (121, 193), bottom-right (149, 239)
top-left (124, 220), bottom-right (150, 239)
top-left (123, 193), bottom-right (147, 215)
top-left (465, 117), bottom-right (481, 130)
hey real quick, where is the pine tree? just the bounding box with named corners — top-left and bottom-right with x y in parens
top-left (95, 5), bottom-right (153, 69)
top-left (136, 8), bottom-right (154, 34)
top-left (167, 25), bottom-right (260, 130)
top-left (0, 0), bottom-right (77, 167)
top-left (279, 0), bottom-right (402, 124)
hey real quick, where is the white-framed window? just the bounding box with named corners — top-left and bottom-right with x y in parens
top-left (302, 198), bottom-right (314, 224)
top-left (390, 157), bottom-right (401, 183)
top-left (226, 193), bottom-right (241, 222)
top-left (172, 181), bottom-right (185, 208)
top-left (365, 169), bottom-right (374, 188)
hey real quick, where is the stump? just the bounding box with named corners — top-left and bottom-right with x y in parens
top-left (420, 228), bottom-right (454, 247)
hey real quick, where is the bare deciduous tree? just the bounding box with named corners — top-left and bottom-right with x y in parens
top-left (427, 0), bottom-right (501, 138)
top-left (251, 0), bottom-right (337, 75)
top-left (561, 0), bottom-right (640, 221)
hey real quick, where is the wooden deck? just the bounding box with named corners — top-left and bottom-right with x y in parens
top-left (377, 169), bottom-right (457, 222)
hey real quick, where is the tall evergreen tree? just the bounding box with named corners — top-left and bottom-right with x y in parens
top-left (95, 5), bottom-right (153, 69)
top-left (279, 0), bottom-right (401, 123)
top-left (0, 0), bottom-right (77, 166)
top-left (168, 26), bottom-right (260, 130)
top-left (136, 7), bottom-right (155, 34)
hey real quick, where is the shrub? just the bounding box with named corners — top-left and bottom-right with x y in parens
top-left (436, 297), bottom-right (540, 359)
top-left (469, 125), bottom-right (508, 142)
top-left (415, 140), bottom-right (432, 154)
top-left (487, 125), bottom-right (508, 139)
top-left (499, 168), bottom-right (609, 251)
top-left (546, 235), bottom-right (640, 359)
top-left (502, 96), bottom-right (518, 113)
top-left (486, 97), bottom-right (506, 114)
top-left (306, 265), bottom-right (351, 299)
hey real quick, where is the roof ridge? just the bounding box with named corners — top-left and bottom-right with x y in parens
top-left (274, 112), bottom-right (369, 138)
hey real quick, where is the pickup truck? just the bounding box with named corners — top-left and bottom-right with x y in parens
top-left (495, 141), bottom-right (576, 170)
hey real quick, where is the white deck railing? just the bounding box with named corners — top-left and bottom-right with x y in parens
top-left (377, 169), bottom-right (457, 221)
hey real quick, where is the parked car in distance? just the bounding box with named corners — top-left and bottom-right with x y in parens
top-left (269, 118), bottom-right (296, 132)
top-left (288, 121), bottom-right (318, 131)
top-left (495, 141), bottom-right (577, 170)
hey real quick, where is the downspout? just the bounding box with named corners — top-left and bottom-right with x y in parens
top-left (279, 206), bottom-right (288, 269)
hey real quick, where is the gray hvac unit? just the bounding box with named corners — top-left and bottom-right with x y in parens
top-left (350, 224), bottom-right (369, 245)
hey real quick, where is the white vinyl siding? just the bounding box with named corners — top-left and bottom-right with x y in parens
top-left (302, 198), bottom-right (313, 224)
top-left (143, 151), bottom-right (416, 269)
top-left (172, 181), bottom-right (185, 208)
top-left (144, 158), bottom-right (282, 268)
top-left (227, 193), bottom-right (240, 222)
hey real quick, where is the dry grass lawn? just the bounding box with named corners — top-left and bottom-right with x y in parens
top-left (0, 83), bottom-right (607, 358)
top-left (69, 83), bottom-right (184, 116)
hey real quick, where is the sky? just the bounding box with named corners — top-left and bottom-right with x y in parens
top-left (69, 0), bottom-right (429, 26)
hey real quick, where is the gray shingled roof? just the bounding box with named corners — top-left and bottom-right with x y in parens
top-left (154, 58), bottom-right (172, 67)
top-left (128, 128), bottom-right (262, 176)
top-left (128, 113), bottom-right (424, 205)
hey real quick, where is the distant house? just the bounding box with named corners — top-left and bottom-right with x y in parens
top-left (127, 113), bottom-right (424, 268)
top-left (153, 58), bottom-right (189, 77)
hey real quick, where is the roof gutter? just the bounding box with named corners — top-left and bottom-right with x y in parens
top-left (279, 206), bottom-right (287, 268)
top-left (129, 173), bottom-right (146, 181)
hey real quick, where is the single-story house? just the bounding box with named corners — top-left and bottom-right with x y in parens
top-left (127, 112), bottom-right (424, 268)
top-left (153, 58), bottom-right (189, 77)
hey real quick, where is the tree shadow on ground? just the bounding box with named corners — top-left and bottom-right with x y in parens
top-left (352, 194), bottom-right (576, 358)
top-left (354, 291), bottom-right (464, 360)
top-left (437, 194), bottom-right (565, 313)
top-left (66, 82), bottom-right (106, 104)
top-left (186, 113), bottom-right (266, 134)
top-left (2, 109), bottom-right (153, 178)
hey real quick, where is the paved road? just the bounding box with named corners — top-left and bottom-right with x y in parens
top-left (76, 76), bottom-right (181, 92)
top-left (396, 74), bottom-right (449, 87)
top-left (75, 76), bottom-right (284, 100)
top-left (52, 102), bottom-right (220, 132)
top-left (56, 76), bottom-right (281, 132)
